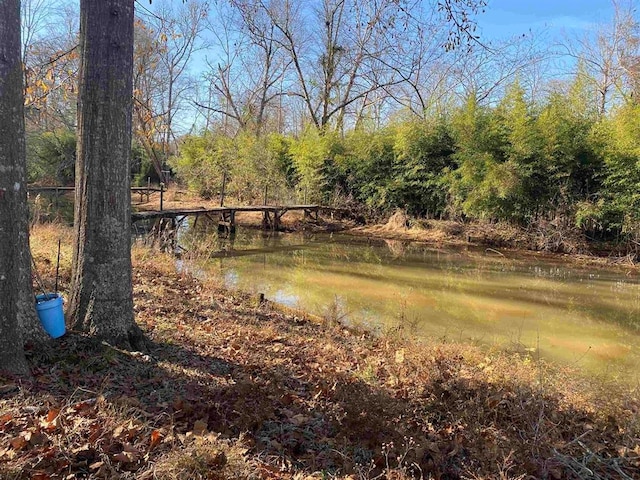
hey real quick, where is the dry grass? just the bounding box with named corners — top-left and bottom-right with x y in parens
top-left (29, 222), bottom-right (74, 295)
top-left (352, 215), bottom-right (640, 273)
top-left (1, 223), bottom-right (638, 479)
top-left (150, 434), bottom-right (258, 480)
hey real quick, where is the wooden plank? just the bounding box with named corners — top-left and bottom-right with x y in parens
top-left (131, 186), bottom-right (164, 193)
top-left (27, 186), bottom-right (74, 192)
top-left (29, 186), bottom-right (164, 193)
top-left (131, 204), bottom-right (333, 222)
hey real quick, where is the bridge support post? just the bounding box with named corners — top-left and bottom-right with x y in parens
top-left (218, 210), bottom-right (236, 234)
top-left (229, 210), bottom-right (236, 233)
top-left (303, 207), bottom-right (319, 221)
top-left (273, 209), bottom-right (282, 230)
top-left (261, 210), bottom-right (281, 231)
top-left (262, 211), bottom-right (271, 230)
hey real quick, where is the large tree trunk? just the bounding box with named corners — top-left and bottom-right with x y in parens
top-left (0, 0), bottom-right (31, 375)
top-left (69, 0), bottom-right (144, 350)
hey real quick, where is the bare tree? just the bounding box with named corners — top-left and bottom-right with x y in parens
top-left (223, 0), bottom-right (488, 131)
top-left (560, 0), bottom-right (633, 116)
top-left (366, 9), bottom-right (452, 119)
top-left (201, 2), bottom-right (246, 133)
top-left (133, 15), bottom-right (168, 180)
top-left (611, 0), bottom-right (640, 102)
top-left (449, 32), bottom-right (549, 107)
top-left (140, 0), bottom-right (207, 179)
top-left (22, 0), bottom-right (79, 131)
top-left (195, 0), bottom-right (291, 135)
top-left (198, 3), bottom-right (251, 133)
top-left (0, 0), bottom-right (32, 374)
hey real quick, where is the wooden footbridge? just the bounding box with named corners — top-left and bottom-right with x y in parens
top-left (132, 204), bottom-right (344, 232)
top-left (28, 184), bottom-right (350, 232)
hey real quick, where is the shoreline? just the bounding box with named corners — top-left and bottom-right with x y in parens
top-left (34, 188), bottom-right (639, 273)
top-left (231, 212), bottom-right (640, 274)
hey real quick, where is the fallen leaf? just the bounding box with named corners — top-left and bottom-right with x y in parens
top-left (30, 472), bottom-right (50, 480)
top-left (42, 418), bottom-right (60, 432)
top-left (72, 398), bottom-right (97, 412)
top-left (72, 445), bottom-right (96, 463)
top-left (149, 430), bottom-right (163, 450)
top-left (290, 414), bottom-right (310, 426)
top-left (192, 419), bottom-right (208, 436)
top-left (88, 423), bottom-right (102, 443)
top-left (0, 448), bottom-right (16, 460)
top-left (125, 419), bottom-right (142, 440)
top-left (113, 451), bottom-right (135, 463)
top-left (46, 409), bottom-right (60, 423)
top-left (30, 431), bottom-right (48, 446)
top-left (9, 436), bottom-right (27, 450)
top-left (122, 443), bottom-right (140, 455)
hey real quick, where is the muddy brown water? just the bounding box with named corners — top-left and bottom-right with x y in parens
top-left (179, 226), bottom-right (640, 382)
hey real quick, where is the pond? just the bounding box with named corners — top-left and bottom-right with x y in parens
top-left (178, 224), bottom-right (640, 382)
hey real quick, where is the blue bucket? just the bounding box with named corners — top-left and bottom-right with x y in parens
top-left (35, 293), bottom-right (66, 339)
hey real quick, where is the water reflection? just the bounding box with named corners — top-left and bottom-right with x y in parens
top-left (179, 222), bottom-right (640, 380)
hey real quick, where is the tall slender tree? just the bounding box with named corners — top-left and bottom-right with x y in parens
top-left (0, 0), bottom-right (31, 374)
top-left (69, 0), bottom-right (144, 349)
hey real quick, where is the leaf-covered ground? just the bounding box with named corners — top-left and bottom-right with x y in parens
top-left (1, 224), bottom-right (639, 479)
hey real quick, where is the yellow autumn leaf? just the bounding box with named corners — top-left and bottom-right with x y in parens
top-left (192, 419), bottom-right (207, 436)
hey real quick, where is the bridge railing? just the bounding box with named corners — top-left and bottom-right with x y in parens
top-left (27, 184), bottom-right (166, 211)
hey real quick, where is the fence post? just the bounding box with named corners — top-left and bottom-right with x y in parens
top-left (159, 183), bottom-right (164, 211)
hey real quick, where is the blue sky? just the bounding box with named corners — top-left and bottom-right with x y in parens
top-left (475, 0), bottom-right (617, 40)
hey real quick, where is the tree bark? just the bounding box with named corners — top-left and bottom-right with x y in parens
top-left (69, 0), bottom-right (144, 350)
top-left (0, 0), bottom-right (31, 375)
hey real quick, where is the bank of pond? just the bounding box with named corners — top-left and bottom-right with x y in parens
top-left (174, 222), bottom-right (640, 384)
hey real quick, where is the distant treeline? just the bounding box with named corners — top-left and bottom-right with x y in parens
top-left (166, 80), bottom-right (639, 243)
